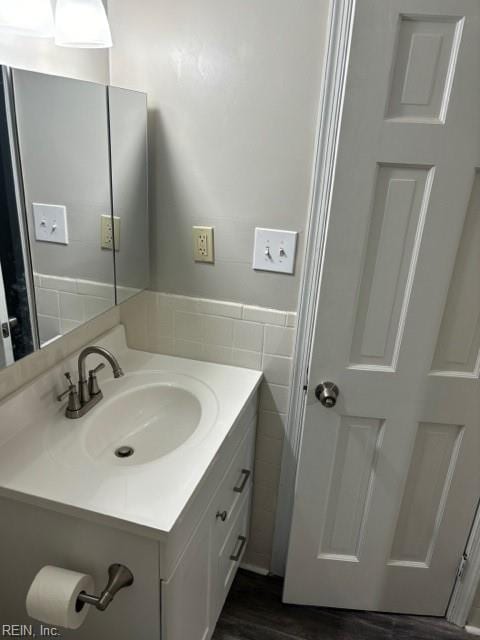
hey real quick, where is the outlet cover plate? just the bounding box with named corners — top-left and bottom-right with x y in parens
top-left (193, 226), bottom-right (214, 263)
top-left (253, 227), bottom-right (297, 274)
top-left (101, 215), bottom-right (120, 251)
top-left (33, 203), bottom-right (68, 245)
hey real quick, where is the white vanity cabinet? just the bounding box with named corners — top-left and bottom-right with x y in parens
top-left (0, 387), bottom-right (258, 640)
top-left (0, 331), bottom-right (262, 639)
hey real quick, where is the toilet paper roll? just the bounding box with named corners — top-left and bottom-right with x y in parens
top-left (26, 566), bottom-right (94, 630)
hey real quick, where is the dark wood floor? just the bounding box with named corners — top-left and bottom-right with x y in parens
top-left (213, 570), bottom-right (472, 640)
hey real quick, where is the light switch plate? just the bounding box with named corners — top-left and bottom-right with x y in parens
top-left (193, 226), bottom-right (214, 263)
top-left (33, 203), bottom-right (68, 245)
top-left (101, 215), bottom-right (120, 251)
top-left (253, 228), bottom-right (298, 274)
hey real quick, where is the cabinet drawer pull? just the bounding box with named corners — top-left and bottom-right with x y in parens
top-left (216, 510), bottom-right (228, 522)
top-left (230, 535), bottom-right (247, 561)
top-left (233, 469), bottom-right (251, 493)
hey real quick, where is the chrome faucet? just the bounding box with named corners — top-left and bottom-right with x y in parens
top-left (57, 346), bottom-right (124, 419)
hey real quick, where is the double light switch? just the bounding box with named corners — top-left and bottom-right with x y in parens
top-left (33, 203), bottom-right (69, 245)
top-left (252, 227), bottom-right (297, 274)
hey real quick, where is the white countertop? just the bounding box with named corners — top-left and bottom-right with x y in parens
top-left (0, 326), bottom-right (262, 539)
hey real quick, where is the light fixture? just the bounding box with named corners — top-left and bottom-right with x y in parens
top-left (0, 0), bottom-right (55, 38)
top-left (55, 0), bottom-right (112, 49)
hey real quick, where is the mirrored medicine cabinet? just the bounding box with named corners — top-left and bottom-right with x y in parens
top-left (0, 66), bottom-right (149, 371)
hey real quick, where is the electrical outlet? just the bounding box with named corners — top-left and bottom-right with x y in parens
top-left (101, 215), bottom-right (120, 251)
top-left (193, 226), bottom-right (214, 263)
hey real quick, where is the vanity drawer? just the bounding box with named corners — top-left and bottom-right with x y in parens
top-left (216, 489), bottom-right (251, 613)
top-left (212, 424), bottom-right (255, 532)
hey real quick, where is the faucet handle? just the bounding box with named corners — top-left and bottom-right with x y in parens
top-left (57, 372), bottom-right (76, 401)
top-left (57, 373), bottom-right (81, 414)
top-left (88, 362), bottom-right (105, 397)
top-left (89, 362), bottom-right (106, 377)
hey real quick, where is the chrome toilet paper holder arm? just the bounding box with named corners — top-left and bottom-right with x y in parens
top-left (76, 564), bottom-right (134, 612)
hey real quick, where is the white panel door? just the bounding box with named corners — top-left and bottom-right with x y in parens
top-left (0, 261), bottom-right (13, 368)
top-left (284, 0), bottom-right (480, 615)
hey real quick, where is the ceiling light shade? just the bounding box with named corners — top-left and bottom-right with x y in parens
top-left (55, 0), bottom-right (112, 49)
top-left (0, 0), bottom-right (54, 38)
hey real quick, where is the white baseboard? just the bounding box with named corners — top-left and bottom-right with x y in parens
top-left (466, 625), bottom-right (480, 636)
top-left (240, 562), bottom-right (269, 576)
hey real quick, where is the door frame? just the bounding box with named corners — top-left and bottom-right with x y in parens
top-left (270, 0), bottom-right (480, 627)
top-left (271, 0), bottom-right (356, 577)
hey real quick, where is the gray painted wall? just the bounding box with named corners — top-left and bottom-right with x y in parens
top-left (107, 0), bottom-right (329, 311)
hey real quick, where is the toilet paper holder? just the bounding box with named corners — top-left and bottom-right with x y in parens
top-left (76, 564), bottom-right (134, 612)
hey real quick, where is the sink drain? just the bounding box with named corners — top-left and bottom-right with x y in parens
top-left (115, 446), bottom-right (134, 459)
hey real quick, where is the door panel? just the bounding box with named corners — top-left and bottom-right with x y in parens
top-left (350, 165), bottom-right (431, 369)
top-left (389, 422), bottom-right (463, 565)
top-left (285, 0), bottom-right (480, 615)
top-left (319, 417), bottom-right (384, 560)
top-left (386, 15), bottom-right (464, 123)
top-left (432, 170), bottom-right (480, 374)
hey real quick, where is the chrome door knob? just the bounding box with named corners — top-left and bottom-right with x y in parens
top-left (315, 382), bottom-right (339, 408)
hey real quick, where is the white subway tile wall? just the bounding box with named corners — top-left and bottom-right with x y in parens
top-left (34, 273), bottom-right (139, 345)
top-left (120, 290), bottom-right (296, 572)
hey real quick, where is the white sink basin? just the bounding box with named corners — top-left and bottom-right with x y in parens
top-left (48, 370), bottom-right (219, 468)
top-left (0, 326), bottom-right (262, 534)
top-left (85, 383), bottom-right (201, 465)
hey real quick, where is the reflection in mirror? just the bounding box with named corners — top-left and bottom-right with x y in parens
top-left (108, 86), bottom-right (149, 302)
top-left (0, 68), bottom-right (36, 367)
top-left (13, 70), bottom-right (115, 347)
